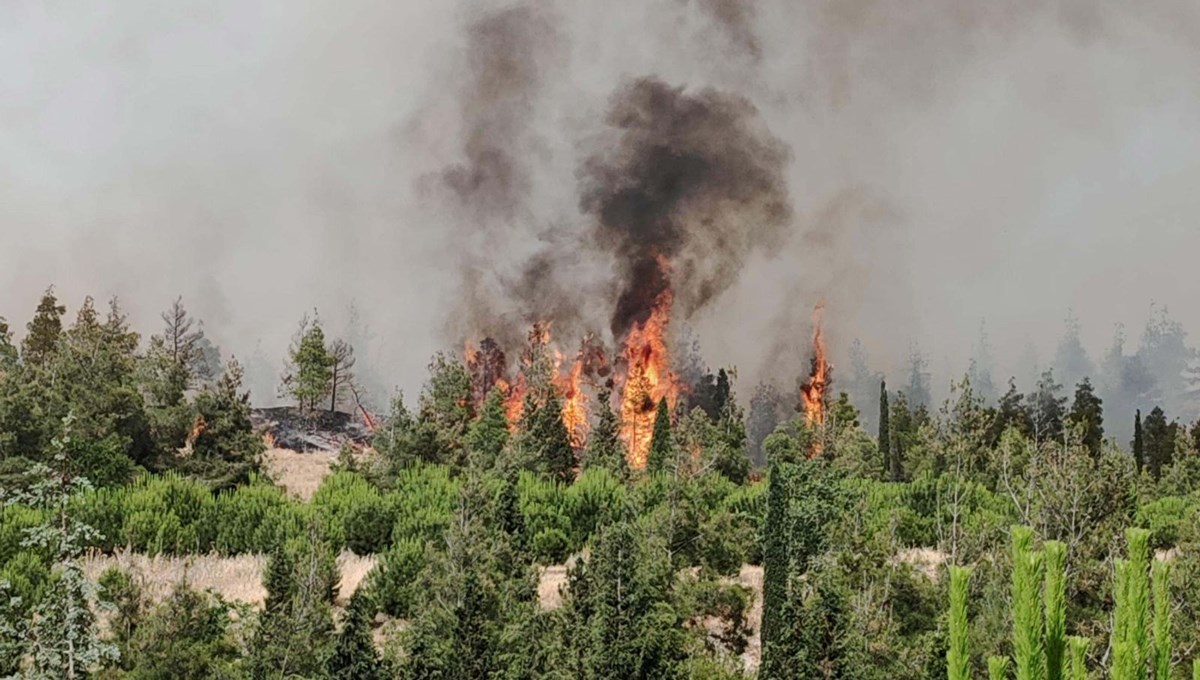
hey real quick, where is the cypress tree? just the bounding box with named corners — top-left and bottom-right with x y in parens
top-left (1133, 410), bottom-right (1145, 473)
top-left (328, 590), bottom-right (384, 680)
top-left (1152, 561), bottom-right (1171, 680)
top-left (1012, 526), bottom-right (1046, 680)
top-left (1068, 378), bottom-right (1105, 460)
top-left (646, 398), bottom-right (673, 473)
top-left (1045, 541), bottom-right (1067, 680)
top-left (21, 286), bottom-right (66, 366)
top-left (1142, 407), bottom-right (1174, 481)
top-left (879, 381), bottom-right (895, 481)
top-left (948, 566), bottom-right (971, 680)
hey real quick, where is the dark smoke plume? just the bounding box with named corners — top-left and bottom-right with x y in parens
top-left (692, 0), bottom-right (762, 60)
top-left (579, 77), bottom-right (792, 338)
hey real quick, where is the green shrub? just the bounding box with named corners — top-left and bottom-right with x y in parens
top-left (1135, 496), bottom-right (1196, 550)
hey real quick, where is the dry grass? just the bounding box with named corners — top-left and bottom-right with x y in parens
top-left (538, 564), bottom-right (569, 610)
top-left (81, 550), bottom-right (377, 608)
top-left (734, 564), bottom-right (764, 673)
top-left (262, 447), bottom-right (337, 500)
top-left (894, 546), bottom-right (947, 581)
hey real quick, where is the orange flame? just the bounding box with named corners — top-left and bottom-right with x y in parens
top-left (555, 354), bottom-right (589, 449)
top-left (187, 414), bottom-right (207, 448)
top-left (619, 289), bottom-right (680, 469)
top-left (799, 305), bottom-right (830, 456)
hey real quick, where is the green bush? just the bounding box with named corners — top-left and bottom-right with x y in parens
top-left (372, 537), bottom-right (427, 617)
top-left (1135, 496), bottom-right (1196, 550)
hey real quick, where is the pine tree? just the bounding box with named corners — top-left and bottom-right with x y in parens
top-left (21, 286), bottom-right (66, 366)
top-left (0, 317), bottom-right (18, 367)
top-left (329, 590), bottom-right (384, 679)
top-left (519, 388), bottom-right (576, 482)
top-left (879, 381), bottom-right (894, 481)
top-left (1133, 410), bottom-right (1145, 473)
top-left (646, 398), bottom-right (673, 473)
top-left (948, 566), bottom-right (971, 680)
top-left (1044, 541), bottom-right (1067, 680)
top-left (1113, 529), bottom-right (1151, 680)
top-left (713, 368), bottom-right (732, 419)
top-left (1068, 378), bottom-right (1105, 460)
top-left (280, 314), bottom-right (334, 413)
top-left (1152, 560), bottom-right (1171, 680)
top-left (465, 386), bottom-right (509, 469)
top-left (1012, 525), bottom-right (1046, 680)
top-left (585, 388), bottom-right (628, 479)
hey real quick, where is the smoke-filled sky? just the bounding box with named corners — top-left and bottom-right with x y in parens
top-left (3, 0), bottom-right (1200, 402)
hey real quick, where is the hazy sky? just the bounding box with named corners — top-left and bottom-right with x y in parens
top-left (2, 0), bottom-right (1199, 401)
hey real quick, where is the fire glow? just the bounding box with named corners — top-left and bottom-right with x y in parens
top-left (617, 289), bottom-right (680, 468)
top-left (799, 304), bottom-right (830, 456)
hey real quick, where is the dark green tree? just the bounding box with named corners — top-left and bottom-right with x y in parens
top-left (185, 358), bottom-right (264, 488)
top-left (760, 464), bottom-right (792, 679)
top-left (1030, 368), bottom-right (1067, 443)
top-left (280, 314), bottom-right (334, 413)
top-left (646, 398), bottom-right (673, 473)
top-left (990, 377), bottom-right (1034, 446)
top-left (1142, 406), bottom-right (1176, 480)
top-left (328, 590), bottom-right (384, 680)
top-left (519, 388), bottom-right (576, 482)
top-left (713, 368), bottom-right (732, 420)
top-left (0, 317), bottom-right (17, 367)
top-left (878, 381), bottom-right (895, 481)
top-left (119, 582), bottom-right (241, 679)
top-left (465, 386), bottom-right (509, 469)
top-left (21, 286), bottom-right (66, 366)
top-left (1133, 409), bottom-right (1144, 473)
top-left (1067, 378), bottom-right (1104, 460)
top-left (584, 388), bottom-right (627, 479)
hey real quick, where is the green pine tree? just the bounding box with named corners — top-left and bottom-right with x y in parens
top-left (329, 590), bottom-right (384, 680)
top-left (1012, 526), bottom-right (1046, 680)
top-left (1152, 560), bottom-right (1171, 680)
top-left (281, 314), bottom-right (334, 413)
top-left (465, 386), bottom-right (510, 469)
top-left (1045, 541), bottom-right (1067, 680)
top-left (584, 388), bottom-right (628, 479)
top-left (948, 565), bottom-right (971, 680)
top-left (1067, 637), bottom-right (1088, 680)
top-left (646, 398), bottom-right (673, 473)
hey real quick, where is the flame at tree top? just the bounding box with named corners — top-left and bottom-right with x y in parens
top-left (619, 288), bottom-right (681, 469)
top-left (800, 304), bottom-right (831, 456)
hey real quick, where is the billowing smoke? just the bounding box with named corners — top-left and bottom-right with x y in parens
top-left (579, 77), bottom-right (792, 338)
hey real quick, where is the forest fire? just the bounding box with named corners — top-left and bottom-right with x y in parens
top-left (799, 305), bottom-right (831, 456)
top-left (618, 290), bottom-right (681, 468)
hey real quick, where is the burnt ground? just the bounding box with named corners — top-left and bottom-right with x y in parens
top-left (251, 406), bottom-right (373, 452)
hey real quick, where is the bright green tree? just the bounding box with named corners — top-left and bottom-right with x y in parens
top-left (1044, 541), bottom-right (1067, 680)
top-left (281, 314), bottom-right (334, 412)
top-left (1152, 560), bottom-right (1171, 680)
top-left (947, 565), bottom-right (971, 680)
top-left (1012, 526), bottom-right (1046, 680)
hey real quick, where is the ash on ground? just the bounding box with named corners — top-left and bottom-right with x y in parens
top-left (251, 407), bottom-right (373, 452)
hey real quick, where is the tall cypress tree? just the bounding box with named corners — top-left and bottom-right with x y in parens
top-left (1133, 410), bottom-right (1145, 473)
top-left (879, 381), bottom-right (895, 481)
top-left (646, 398), bottom-right (673, 473)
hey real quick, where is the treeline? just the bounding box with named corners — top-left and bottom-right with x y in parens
top-left (3, 288), bottom-right (1200, 678)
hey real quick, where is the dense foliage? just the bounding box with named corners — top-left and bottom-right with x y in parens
top-left (2, 292), bottom-right (1200, 677)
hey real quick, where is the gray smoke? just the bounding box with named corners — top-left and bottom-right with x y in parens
top-left (2, 0), bottom-right (1200, 404)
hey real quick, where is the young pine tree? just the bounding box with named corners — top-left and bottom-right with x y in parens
top-left (584, 388), bottom-right (628, 479)
top-left (328, 590), bottom-right (384, 680)
top-left (947, 566), bottom-right (971, 680)
top-left (1152, 560), bottom-right (1171, 680)
top-left (646, 398), bottom-right (673, 473)
top-left (465, 386), bottom-right (510, 469)
top-left (1011, 526), bottom-right (1046, 680)
top-left (1067, 637), bottom-right (1088, 680)
top-left (1044, 541), bottom-right (1068, 680)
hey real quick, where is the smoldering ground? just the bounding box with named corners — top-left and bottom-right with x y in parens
top-left (2, 0), bottom-right (1200, 404)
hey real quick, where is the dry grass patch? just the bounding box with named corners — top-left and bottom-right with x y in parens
top-left (263, 447), bottom-right (337, 500)
top-left (82, 550), bottom-right (377, 608)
